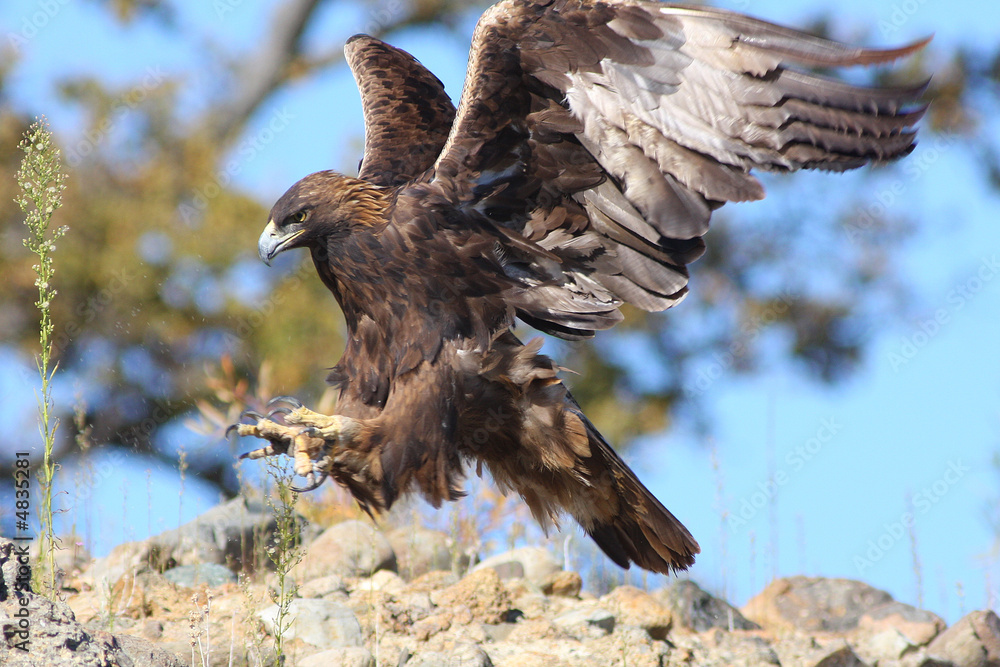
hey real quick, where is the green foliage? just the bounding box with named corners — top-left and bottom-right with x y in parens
top-left (263, 458), bottom-right (304, 664)
top-left (15, 117), bottom-right (67, 599)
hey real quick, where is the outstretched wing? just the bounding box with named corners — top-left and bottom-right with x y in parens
top-left (424, 0), bottom-right (927, 339)
top-left (346, 35), bottom-right (457, 186)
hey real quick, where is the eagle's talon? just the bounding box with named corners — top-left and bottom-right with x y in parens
top-left (266, 406), bottom-right (293, 420)
top-left (240, 441), bottom-right (289, 461)
top-left (298, 426), bottom-right (324, 439)
top-left (292, 468), bottom-right (329, 493)
top-left (266, 395), bottom-right (304, 410)
top-left (230, 400), bottom-right (359, 493)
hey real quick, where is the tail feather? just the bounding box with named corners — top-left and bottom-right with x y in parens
top-left (475, 334), bottom-right (698, 575)
top-left (573, 408), bottom-right (699, 574)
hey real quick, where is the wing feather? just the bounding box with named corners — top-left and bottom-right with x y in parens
top-left (409, 0), bottom-right (926, 338)
top-left (345, 35), bottom-right (457, 186)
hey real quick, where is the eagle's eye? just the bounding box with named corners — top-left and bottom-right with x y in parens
top-left (294, 210), bottom-right (309, 223)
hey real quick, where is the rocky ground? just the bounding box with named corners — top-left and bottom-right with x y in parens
top-left (1, 497), bottom-right (997, 666)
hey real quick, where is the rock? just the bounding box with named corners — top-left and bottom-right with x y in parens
top-left (299, 646), bottom-right (375, 667)
top-left (667, 629), bottom-right (781, 667)
top-left (299, 573), bottom-right (349, 599)
top-left (540, 570), bottom-right (582, 598)
top-left (29, 534), bottom-right (91, 585)
top-left (903, 656), bottom-right (960, 667)
top-left (601, 585), bottom-right (673, 639)
top-left (79, 496), bottom-right (312, 587)
top-left (141, 619), bottom-right (164, 640)
top-left (295, 520), bottom-right (397, 579)
top-left (474, 547), bottom-right (561, 586)
top-left (926, 610), bottom-right (1000, 667)
top-left (115, 633), bottom-right (187, 667)
top-left (504, 577), bottom-right (550, 618)
top-left (258, 598), bottom-right (363, 649)
top-left (412, 611), bottom-right (453, 641)
top-left (355, 569), bottom-right (406, 595)
top-left (404, 643), bottom-right (494, 667)
top-left (742, 576), bottom-right (894, 633)
top-left (386, 526), bottom-right (460, 578)
top-left (771, 634), bottom-right (871, 667)
top-left (430, 567), bottom-right (511, 624)
top-left (851, 601), bottom-right (947, 664)
top-left (407, 570), bottom-right (458, 593)
top-left (162, 563), bottom-right (237, 587)
top-left (505, 617), bottom-right (569, 643)
top-left (553, 606), bottom-right (616, 637)
top-left (862, 629), bottom-right (913, 663)
top-left (0, 538), bottom-right (19, 591)
top-left (657, 579), bottom-right (759, 632)
top-left (813, 645), bottom-right (870, 667)
top-left (0, 589), bottom-right (158, 667)
top-left (856, 601), bottom-right (946, 647)
top-left (604, 625), bottom-right (671, 667)
top-left (109, 571), bottom-right (192, 620)
top-left (78, 539), bottom-right (154, 591)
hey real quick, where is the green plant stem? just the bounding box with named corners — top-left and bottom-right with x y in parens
top-left (265, 458), bottom-right (302, 663)
top-left (16, 117), bottom-right (68, 599)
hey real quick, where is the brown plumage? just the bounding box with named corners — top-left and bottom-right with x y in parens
top-left (239, 0), bottom-right (927, 574)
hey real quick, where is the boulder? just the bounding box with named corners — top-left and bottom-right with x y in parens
top-left (743, 576), bottom-right (895, 633)
top-left (601, 585), bottom-right (673, 639)
top-left (553, 605), bottom-right (616, 638)
top-left (657, 579), bottom-right (758, 632)
top-left (0, 586), bottom-right (184, 667)
top-left (856, 601), bottom-right (945, 646)
top-left (162, 563), bottom-right (237, 588)
top-left (294, 520), bottom-right (396, 579)
top-left (772, 635), bottom-right (870, 667)
top-left (79, 496), bottom-right (313, 587)
top-left (430, 567), bottom-right (511, 624)
top-left (926, 610), bottom-right (1000, 667)
top-left (666, 629), bottom-right (781, 667)
top-left (473, 547), bottom-right (561, 586)
top-left (299, 573), bottom-right (349, 599)
top-left (541, 570), bottom-right (582, 598)
top-left (299, 646), bottom-right (375, 667)
top-left (258, 598), bottom-right (363, 649)
top-left (402, 643), bottom-right (493, 667)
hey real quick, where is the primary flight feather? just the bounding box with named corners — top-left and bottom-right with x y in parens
top-left (236, 0), bottom-right (926, 574)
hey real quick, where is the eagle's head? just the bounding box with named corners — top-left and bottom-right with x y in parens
top-left (258, 170), bottom-right (387, 266)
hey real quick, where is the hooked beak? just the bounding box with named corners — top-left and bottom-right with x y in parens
top-left (258, 219), bottom-right (305, 266)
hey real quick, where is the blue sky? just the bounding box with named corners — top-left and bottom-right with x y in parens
top-left (2, 0), bottom-right (998, 625)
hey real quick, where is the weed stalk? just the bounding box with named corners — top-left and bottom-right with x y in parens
top-left (16, 117), bottom-right (68, 599)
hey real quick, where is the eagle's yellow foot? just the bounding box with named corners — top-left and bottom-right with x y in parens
top-left (228, 401), bottom-right (361, 492)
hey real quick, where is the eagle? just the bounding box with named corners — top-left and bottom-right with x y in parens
top-left (231, 0), bottom-right (926, 574)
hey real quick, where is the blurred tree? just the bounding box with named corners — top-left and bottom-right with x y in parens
top-left (0, 0), bottom-right (992, 503)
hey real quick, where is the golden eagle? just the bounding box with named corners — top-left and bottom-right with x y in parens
top-left (232, 0), bottom-right (926, 574)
